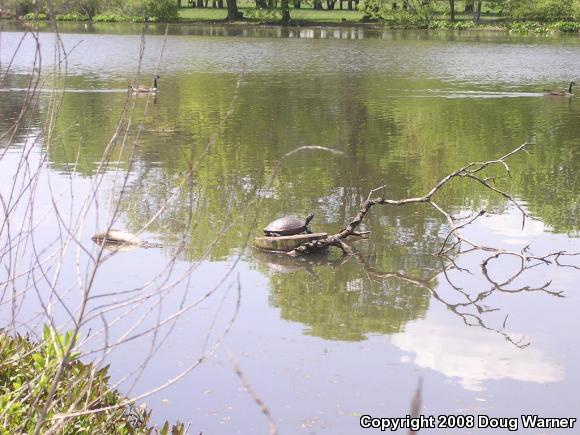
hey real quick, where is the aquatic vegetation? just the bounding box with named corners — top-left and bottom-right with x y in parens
top-left (0, 327), bottom-right (184, 434)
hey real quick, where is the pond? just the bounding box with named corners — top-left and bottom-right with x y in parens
top-left (1, 22), bottom-right (579, 433)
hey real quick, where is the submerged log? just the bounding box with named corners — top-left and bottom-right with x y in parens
top-left (254, 232), bottom-right (328, 252)
top-left (92, 229), bottom-right (142, 245)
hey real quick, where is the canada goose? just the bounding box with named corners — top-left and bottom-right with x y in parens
top-left (544, 81), bottom-right (575, 97)
top-left (129, 75), bottom-right (160, 93)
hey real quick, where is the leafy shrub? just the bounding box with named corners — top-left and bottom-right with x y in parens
top-left (508, 0), bottom-right (576, 22)
top-left (508, 21), bottom-right (552, 33)
top-left (390, 9), bottom-right (428, 27)
top-left (23, 12), bottom-right (48, 20)
top-left (453, 20), bottom-right (475, 30)
top-left (0, 327), bottom-right (185, 434)
top-left (243, 7), bottom-right (281, 22)
top-left (361, 0), bottom-right (384, 21)
top-left (549, 20), bottom-right (580, 31)
top-left (143, 0), bottom-right (179, 20)
top-left (362, 0), bottom-right (435, 27)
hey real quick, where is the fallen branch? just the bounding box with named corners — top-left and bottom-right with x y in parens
top-left (288, 143), bottom-right (531, 257)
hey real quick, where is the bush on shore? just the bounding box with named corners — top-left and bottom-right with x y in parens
top-left (4, 0), bottom-right (178, 21)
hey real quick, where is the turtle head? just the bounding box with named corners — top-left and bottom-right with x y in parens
top-left (304, 213), bottom-right (315, 226)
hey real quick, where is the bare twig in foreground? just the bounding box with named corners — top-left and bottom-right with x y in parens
top-left (408, 378), bottom-right (422, 435)
top-left (228, 350), bottom-right (278, 435)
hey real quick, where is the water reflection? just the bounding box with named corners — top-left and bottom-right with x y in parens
top-left (392, 309), bottom-right (564, 392)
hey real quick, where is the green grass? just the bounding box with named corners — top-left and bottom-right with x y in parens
top-left (178, 6), bottom-right (363, 23)
top-left (290, 9), bottom-right (363, 23)
top-left (179, 7), bottom-right (227, 20)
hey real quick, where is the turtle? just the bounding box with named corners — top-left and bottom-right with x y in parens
top-left (264, 213), bottom-right (315, 237)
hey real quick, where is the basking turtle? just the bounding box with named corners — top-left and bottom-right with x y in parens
top-left (264, 213), bottom-right (314, 237)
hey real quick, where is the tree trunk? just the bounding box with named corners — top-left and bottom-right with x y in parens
top-left (281, 0), bottom-right (290, 24)
top-left (464, 0), bottom-right (473, 14)
top-left (218, 0), bottom-right (224, 7)
top-left (197, 0), bottom-right (204, 8)
top-left (293, 0), bottom-right (301, 8)
top-left (313, 0), bottom-right (323, 10)
top-left (449, 0), bottom-right (454, 21)
top-left (474, 0), bottom-right (481, 24)
top-left (176, 0), bottom-right (181, 8)
top-left (348, 0), bottom-right (352, 10)
top-left (226, 0), bottom-right (241, 19)
top-left (326, 0), bottom-right (335, 10)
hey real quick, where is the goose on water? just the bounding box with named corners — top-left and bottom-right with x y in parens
top-left (129, 75), bottom-right (160, 93)
top-left (544, 81), bottom-right (575, 97)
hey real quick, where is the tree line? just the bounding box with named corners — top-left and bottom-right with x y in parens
top-left (361, 0), bottom-right (580, 24)
top-left (3, 0), bottom-right (580, 25)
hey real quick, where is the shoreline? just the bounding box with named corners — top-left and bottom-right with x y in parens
top-left (2, 16), bottom-right (579, 36)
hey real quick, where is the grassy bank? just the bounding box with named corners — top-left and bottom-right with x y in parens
top-left (6, 2), bottom-right (580, 32)
top-left (0, 328), bottom-right (184, 433)
top-left (178, 6), bottom-right (364, 23)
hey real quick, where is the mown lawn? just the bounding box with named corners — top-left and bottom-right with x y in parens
top-left (178, 6), bottom-right (364, 23)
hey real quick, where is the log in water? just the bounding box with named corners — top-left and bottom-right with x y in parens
top-left (253, 232), bottom-right (328, 252)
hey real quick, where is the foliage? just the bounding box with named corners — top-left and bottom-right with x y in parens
top-left (143, 0), bottom-right (179, 20)
top-left (430, 19), bottom-right (475, 29)
top-left (243, 6), bottom-right (282, 21)
top-left (360, 0), bottom-right (384, 21)
top-left (56, 12), bottom-right (90, 20)
top-left (23, 12), bottom-right (48, 19)
top-left (93, 13), bottom-right (142, 21)
top-left (43, 0), bottom-right (104, 18)
top-left (389, 9), bottom-right (429, 26)
top-left (67, 0), bottom-right (103, 18)
top-left (549, 19), bottom-right (580, 30)
top-left (3, 0), bottom-right (35, 16)
top-left (0, 327), bottom-right (185, 434)
top-left (362, 0), bottom-right (438, 26)
top-left (506, 0), bottom-right (577, 22)
top-left (507, 19), bottom-right (579, 33)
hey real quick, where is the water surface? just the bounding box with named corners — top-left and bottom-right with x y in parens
top-left (1, 23), bottom-right (579, 433)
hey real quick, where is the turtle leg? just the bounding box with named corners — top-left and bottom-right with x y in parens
top-left (306, 226), bottom-right (312, 234)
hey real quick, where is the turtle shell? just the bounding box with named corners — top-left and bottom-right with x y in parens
top-left (264, 216), bottom-right (309, 236)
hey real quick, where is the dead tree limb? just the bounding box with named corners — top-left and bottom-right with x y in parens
top-left (288, 143), bottom-right (532, 257)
